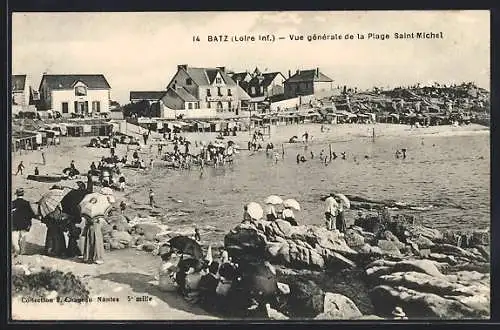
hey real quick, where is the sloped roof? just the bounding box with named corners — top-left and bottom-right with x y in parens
top-left (40, 74), bottom-right (111, 90)
top-left (286, 70), bottom-right (333, 83)
top-left (170, 87), bottom-right (198, 102)
top-left (236, 85), bottom-right (251, 101)
top-left (231, 72), bottom-right (250, 82)
top-left (12, 75), bottom-right (27, 92)
top-left (249, 72), bottom-right (285, 88)
top-left (183, 67), bottom-right (237, 86)
top-left (130, 91), bottom-right (166, 101)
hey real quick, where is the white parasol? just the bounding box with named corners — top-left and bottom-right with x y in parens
top-left (334, 193), bottom-right (351, 209)
top-left (246, 202), bottom-right (264, 220)
top-left (283, 198), bottom-right (301, 211)
top-left (265, 195), bottom-right (283, 205)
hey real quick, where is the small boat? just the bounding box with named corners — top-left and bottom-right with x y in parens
top-left (27, 175), bottom-right (67, 183)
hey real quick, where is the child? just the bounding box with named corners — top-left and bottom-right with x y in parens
top-left (149, 189), bottom-right (155, 208)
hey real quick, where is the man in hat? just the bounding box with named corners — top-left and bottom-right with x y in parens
top-left (11, 188), bottom-right (35, 256)
top-left (324, 193), bottom-right (339, 231)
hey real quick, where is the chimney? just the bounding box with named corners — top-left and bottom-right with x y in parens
top-left (177, 64), bottom-right (188, 71)
top-left (217, 66), bottom-right (226, 73)
top-left (296, 70), bottom-right (300, 75)
top-left (316, 68), bottom-right (320, 77)
top-left (288, 70), bottom-right (291, 78)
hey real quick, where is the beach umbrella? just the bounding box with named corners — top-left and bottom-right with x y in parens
top-left (79, 193), bottom-right (113, 219)
top-left (168, 236), bottom-right (203, 260)
top-left (334, 193), bottom-right (351, 209)
top-left (283, 199), bottom-right (301, 211)
top-left (38, 188), bottom-right (67, 218)
top-left (265, 195), bottom-right (283, 205)
top-left (61, 189), bottom-right (89, 218)
top-left (246, 202), bottom-right (264, 220)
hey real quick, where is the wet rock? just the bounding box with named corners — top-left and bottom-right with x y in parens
top-left (370, 285), bottom-right (486, 319)
top-left (288, 279), bottom-right (325, 318)
top-left (325, 250), bottom-right (356, 269)
top-left (314, 293), bottom-right (362, 320)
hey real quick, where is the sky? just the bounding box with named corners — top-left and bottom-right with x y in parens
top-left (12, 11), bottom-right (490, 105)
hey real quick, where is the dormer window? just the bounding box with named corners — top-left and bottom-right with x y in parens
top-left (227, 89), bottom-right (232, 96)
top-left (186, 78), bottom-right (192, 85)
top-left (75, 86), bottom-right (87, 96)
top-left (216, 78), bottom-right (222, 84)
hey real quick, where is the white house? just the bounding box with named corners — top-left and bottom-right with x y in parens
top-left (12, 75), bottom-right (32, 114)
top-left (38, 74), bottom-right (111, 117)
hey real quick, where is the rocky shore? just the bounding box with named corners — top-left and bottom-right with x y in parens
top-left (223, 211), bottom-right (490, 319)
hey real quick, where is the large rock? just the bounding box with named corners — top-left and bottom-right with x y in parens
top-left (370, 285), bottom-right (487, 319)
top-left (133, 223), bottom-right (162, 241)
top-left (271, 220), bottom-right (293, 237)
top-left (288, 279), bottom-right (325, 318)
top-left (111, 230), bottom-right (133, 245)
top-left (412, 235), bottom-right (435, 249)
top-left (377, 240), bottom-right (402, 257)
top-left (315, 293), bottom-right (362, 320)
top-left (344, 229), bottom-right (365, 249)
top-left (225, 225), bottom-right (267, 257)
top-left (393, 259), bottom-right (445, 278)
top-left (290, 226), bottom-right (357, 256)
top-left (378, 271), bottom-right (488, 299)
top-left (407, 225), bottom-right (443, 242)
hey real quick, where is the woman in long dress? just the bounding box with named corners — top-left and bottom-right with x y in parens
top-left (43, 207), bottom-right (67, 257)
top-left (82, 216), bottom-right (105, 264)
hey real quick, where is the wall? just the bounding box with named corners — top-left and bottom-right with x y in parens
top-left (284, 81), bottom-right (314, 98)
top-left (159, 103), bottom-right (217, 119)
top-left (313, 81), bottom-right (333, 94)
top-left (270, 95), bottom-right (316, 111)
top-left (167, 69), bottom-right (199, 98)
top-left (51, 89), bottom-right (110, 115)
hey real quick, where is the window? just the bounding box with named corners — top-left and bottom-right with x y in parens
top-left (186, 78), bottom-right (192, 85)
top-left (188, 103), bottom-right (193, 109)
top-left (75, 86), bottom-right (87, 96)
top-left (62, 102), bottom-right (69, 113)
top-left (260, 86), bottom-right (264, 93)
top-left (92, 101), bottom-right (101, 113)
top-left (207, 102), bottom-right (211, 108)
top-left (216, 78), bottom-right (222, 84)
top-left (195, 103), bottom-right (199, 109)
top-left (207, 89), bottom-right (211, 96)
top-left (227, 89), bottom-right (232, 96)
top-left (217, 87), bottom-right (222, 96)
top-left (251, 86), bottom-right (256, 95)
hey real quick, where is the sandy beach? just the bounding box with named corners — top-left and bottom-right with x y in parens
top-left (11, 122), bottom-right (489, 320)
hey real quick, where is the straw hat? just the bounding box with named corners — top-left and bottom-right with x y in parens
top-left (15, 188), bottom-right (24, 196)
top-left (392, 306), bottom-right (407, 317)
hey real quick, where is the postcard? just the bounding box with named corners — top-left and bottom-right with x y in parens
top-left (11, 10), bottom-right (490, 321)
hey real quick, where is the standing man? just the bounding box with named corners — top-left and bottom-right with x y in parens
top-left (11, 188), bottom-right (35, 255)
top-left (15, 161), bottom-right (25, 176)
top-left (324, 193), bottom-right (339, 231)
